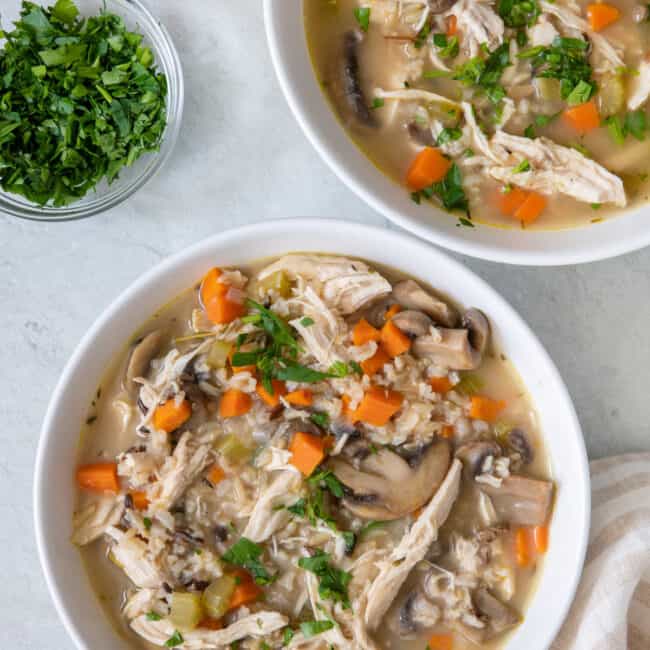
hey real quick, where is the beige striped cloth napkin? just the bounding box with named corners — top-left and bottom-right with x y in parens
top-left (551, 453), bottom-right (650, 650)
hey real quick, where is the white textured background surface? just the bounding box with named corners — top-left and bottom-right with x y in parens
top-left (0, 1), bottom-right (649, 647)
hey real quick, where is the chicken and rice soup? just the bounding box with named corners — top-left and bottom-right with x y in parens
top-left (305, 0), bottom-right (650, 230)
top-left (73, 255), bottom-right (554, 649)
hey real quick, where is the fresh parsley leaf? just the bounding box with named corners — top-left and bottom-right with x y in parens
top-left (327, 361), bottom-right (350, 378)
top-left (165, 631), bottom-right (184, 647)
top-left (342, 530), bottom-right (357, 553)
top-left (309, 470), bottom-right (345, 498)
top-left (359, 520), bottom-right (386, 538)
top-left (535, 112), bottom-right (560, 127)
top-left (452, 42), bottom-right (511, 105)
top-left (300, 620), bottom-right (335, 638)
top-left (143, 517), bottom-right (152, 530)
top-left (274, 361), bottom-right (331, 383)
top-left (625, 110), bottom-right (647, 141)
top-left (310, 412), bottom-right (330, 428)
top-left (370, 97), bottom-right (384, 109)
top-left (222, 537), bottom-right (275, 585)
top-left (436, 127), bottom-right (463, 146)
top-left (300, 317), bottom-right (315, 327)
top-left (353, 7), bottom-right (371, 32)
top-left (497, 0), bottom-right (540, 28)
top-left (298, 550), bottom-right (352, 608)
top-left (146, 611), bottom-right (162, 621)
top-left (282, 627), bottom-right (295, 645)
top-left (565, 79), bottom-right (594, 106)
top-left (512, 159), bottom-right (531, 173)
top-left (433, 33), bottom-right (459, 58)
top-left (414, 22), bottom-right (431, 49)
top-left (605, 115), bottom-right (625, 145)
top-left (524, 124), bottom-right (536, 138)
top-left (349, 360), bottom-right (363, 375)
top-left (433, 163), bottom-right (469, 212)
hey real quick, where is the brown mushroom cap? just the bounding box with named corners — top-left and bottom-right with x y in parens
top-left (123, 330), bottom-right (165, 397)
top-left (392, 310), bottom-right (433, 337)
top-left (330, 440), bottom-right (451, 520)
top-left (455, 440), bottom-right (502, 478)
top-left (391, 280), bottom-right (459, 327)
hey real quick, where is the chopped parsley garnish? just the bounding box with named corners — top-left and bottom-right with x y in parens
top-left (605, 115), bottom-right (625, 145)
top-left (310, 411), bottom-right (330, 428)
top-left (370, 97), bottom-right (384, 109)
top-left (300, 619), bottom-right (335, 638)
top-left (359, 520), bottom-right (386, 538)
top-left (433, 33), bottom-right (459, 58)
top-left (298, 550), bottom-right (352, 608)
top-left (452, 41), bottom-right (511, 105)
top-left (457, 216), bottom-right (475, 228)
top-left (282, 627), bottom-right (295, 645)
top-left (165, 631), bottom-right (184, 647)
top-left (512, 158), bottom-right (531, 173)
top-left (145, 611), bottom-right (161, 621)
top-left (143, 517), bottom-right (152, 530)
top-left (414, 22), bottom-right (431, 49)
top-left (436, 126), bottom-right (463, 146)
top-left (518, 37), bottom-right (595, 102)
top-left (300, 317), bottom-right (315, 327)
top-left (411, 163), bottom-right (468, 213)
top-left (0, 0), bottom-right (168, 207)
top-left (605, 110), bottom-right (648, 144)
top-left (353, 7), bottom-right (371, 32)
top-left (222, 537), bottom-right (275, 585)
top-left (309, 470), bottom-right (345, 498)
top-left (497, 0), bottom-right (540, 27)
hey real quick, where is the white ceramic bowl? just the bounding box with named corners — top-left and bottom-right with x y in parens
top-left (264, 0), bottom-right (650, 265)
top-left (35, 219), bottom-right (590, 649)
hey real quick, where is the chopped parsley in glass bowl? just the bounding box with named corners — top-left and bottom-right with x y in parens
top-left (0, 0), bottom-right (183, 220)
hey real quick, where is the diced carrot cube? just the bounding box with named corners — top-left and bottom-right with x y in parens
top-left (406, 147), bottom-right (452, 190)
top-left (469, 395), bottom-right (506, 422)
top-left (587, 3), bottom-right (620, 31)
top-left (129, 490), bottom-right (149, 511)
top-left (428, 633), bottom-right (454, 650)
top-left (430, 376), bottom-right (453, 393)
top-left (352, 318), bottom-right (381, 346)
top-left (76, 462), bottom-right (120, 493)
top-left (207, 464), bottom-right (226, 485)
top-left (285, 389), bottom-right (314, 407)
top-left (380, 320), bottom-right (412, 358)
top-left (514, 191), bottom-right (546, 224)
top-left (563, 100), bottom-right (601, 133)
top-left (385, 304), bottom-right (402, 320)
top-left (153, 398), bottom-right (192, 433)
top-left (289, 431), bottom-right (327, 476)
top-left (256, 380), bottom-right (287, 408)
top-left (497, 186), bottom-right (529, 216)
top-left (361, 347), bottom-right (390, 377)
top-left (354, 386), bottom-right (404, 427)
top-left (219, 389), bottom-right (252, 418)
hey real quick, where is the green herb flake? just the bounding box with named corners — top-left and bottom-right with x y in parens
top-left (436, 127), bottom-right (463, 146)
top-left (353, 7), bottom-right (371, 32)
top-left (282, 628), bottom-right (295, 645)
top-left (145, 611), bottom-right (162, 621)
top-left (298, 550), bottom-right (352, 608)
top-left (143, 517), bottom-right (152, 530)
top-left (605, 115), bottom-right (625, 145)
top-left (165, 631), bottom-right (184, 647)
top-left (300, 619), bottom-right (335, 638)
top-left (310, 412), bottom-right (330, 428)
top-left (222, 537), bottom-right (275, 585)
top-left (370, 97), bottom-right (384, 109)
top-left (300, 317), bottom-right (315, 327)
top-left (624, 110), bottom-right (647, 141)
top-left (0, 0), bottom-right (167, 207)
top-left (512, 159), bottom-right (531, 173)
top-left (497, 0), bottom-right (541, 28)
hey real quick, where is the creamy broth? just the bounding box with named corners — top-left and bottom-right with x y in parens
top-left (74, 255), bottom-right (553, 650)
top-left (305, 0), bottom-right (650, 230)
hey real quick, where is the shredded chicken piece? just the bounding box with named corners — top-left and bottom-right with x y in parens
top-left (364, 459), bottom-right (463, 630)
top-left (258, 255), bottom-right (391, 315)
top-left (122, 588), bottom-right (159, 619)
top-left (446, 0), bottom-right (505, 57)
top-left (106, 527), bottom-right (167, 589)
top-left (627, 58), bottom-right (650, 110)
top-left (71, 496), bottom-right (124, 546)
top-left (147, 432), bottom-right (213, 512)
top-left (374, 87), bottom-right (460, 108)
top-left (130, 611), bottom-right (288, 648)
top-left (242, 469), bottom-right (303, 543)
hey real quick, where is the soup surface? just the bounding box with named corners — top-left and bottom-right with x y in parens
top-left (73, 254), bottom-right (553, 649)
top-left (305, 0), bottom-right (650, 230)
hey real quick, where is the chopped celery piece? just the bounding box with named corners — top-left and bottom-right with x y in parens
top-left (169, 592), bottom-right (203, 631)
top-left (216, 434), bottom-right (253, 463)
top-left (597, 73), bottom-right (625, 118)
top-left (534, 77), bottom-right (562, 103)
top-left (259, 270), bottom-right (292, 298)
top-left (455, 373), bottom-right (484, 395)
top-left (494, 421), bottom-right (514, 442)
top-left (207, 340), bottom-right (232, 369)
top-left (201, 575), bottom-right (237, 619)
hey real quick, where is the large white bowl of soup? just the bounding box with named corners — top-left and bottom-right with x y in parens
top-left (34, 219), bottom-right (589, 650)
top-left (265, 0), bottom-right (650, 264)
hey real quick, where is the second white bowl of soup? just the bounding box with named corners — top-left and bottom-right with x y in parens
top-left (265, 0), bottom-right (650, 265)
top-left (35, 219), bottom-right (589, 650)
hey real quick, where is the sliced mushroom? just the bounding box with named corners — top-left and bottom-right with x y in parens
top-left (123, 330), bottom-right (165, 397)
top-left (455, 441), bottom-right (501, 478)
top-left (392, 310), bottom-right (433, 338)
top-left (408, 122), bottom-right (436, 147)
top-left (330, 440), bottom-right (451, 520)
top-left (412, 309), bottom-right (489, 370)
top-left (391, 280), bottom-right (459, 327)
top-left (342, 30), bottom-right (375, 127)
top-left (479, 475), bottom-right (553, 526)
top-left (399, 591), bottom-right (440, 637)
top-left (473, 587), bottom-right (520, 637)
top-left (507, 428), bottom-right (534, 464)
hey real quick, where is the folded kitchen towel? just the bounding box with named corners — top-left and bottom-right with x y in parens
top-left (552, 453), bottom-right (650, 650)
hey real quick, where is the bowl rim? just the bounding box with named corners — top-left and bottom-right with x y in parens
top-left (263, 0), bottom-right (650, 266)
top-left (1, 0), bottom-right (184, 222)
top-left (34, 218), bottom-right (591, 649)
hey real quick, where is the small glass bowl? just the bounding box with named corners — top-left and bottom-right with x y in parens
top-left (1, 0), bottom-right (184, 221)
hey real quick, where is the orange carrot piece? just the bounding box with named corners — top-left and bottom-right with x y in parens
top-left (514, 191), bottom-right (546, 224)
top-left (352, 318), bottom-right (381, 346)
top-left (361, 347), bottom-right (390, 377)
top-left (515, 527), bottom-right (534, 567)
top-left (497, 186), bottom-right (529, 216)
top-left (256, 380), bottom-right (287, 408)
top-left (469, 395), bottom-right (506, 422)
top-left (587, 3), bottom-right (620, 31)
top-left (563, 100), bottom-right (601, 133)
top-left (207, 464), bottom-right (226, 485)
top-left (406, 147), bottom-right (452, 190)
top-left (200, 268), bottom-right (227, 307)
top-left (533, 524), bottom-right (549, 554)
top-left (285, 389), bottom-right (314, 407)
top-left (198, 618), bottom-right (223, 631)
top-left (76, 462), bottom-right (120, 493)
top-left (354, 386), bottom-right (404, 427)
top-left (440, 425), bottom-right (455, 439)
top-left (205, 293), bottom-right (246, 325)
top-left (447, 14), bottom-right (458, 36)
top-left (412, 506), bottom-right (424, 519)
top-left (153, 398), bottom-right (192, 433)
top-left (229, 348), bottom-right (256, 375)
top-left (219, 389), bottom-right (252, 418)
top-left (341, 395), bottom-right (356, 422)
top-left (129, 490), bottom-right (149, 511)
top-left (430, 376), bottom-right (453, 393)
top-left (385, 304), bottom-right (402, 320)
top-left (428, 633), bottom-right (454, 650)
top-left (289, 431), bottom-right (327, 476)
top-left (380, 320), bottom-right (412, 358)
top-left (228, 581), bottom-right (262, 610)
